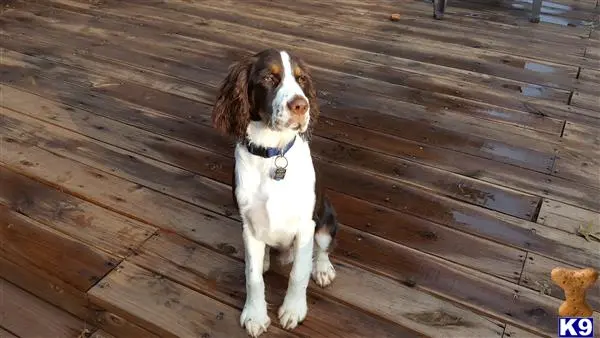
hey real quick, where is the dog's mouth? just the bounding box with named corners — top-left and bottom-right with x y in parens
top-left (271, 119), bottom-right (305, 132)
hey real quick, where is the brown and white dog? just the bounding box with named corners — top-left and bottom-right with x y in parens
top-left (211, 49), bottom-right (338, 337)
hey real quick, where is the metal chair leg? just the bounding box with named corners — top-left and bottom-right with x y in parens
top-left (433, 0), bottom-right (447, 19)
top-left (530, 0), bottom-right (542, 23)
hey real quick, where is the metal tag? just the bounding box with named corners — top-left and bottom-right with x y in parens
top-left (273, 155), bottom-right (289, 181)
top-left (273, 167), bottom-right (287, 181)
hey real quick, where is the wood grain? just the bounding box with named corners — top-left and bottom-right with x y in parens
top-left (571, 90), bottom-right (600, 111)
top-left (537, 198), bottom-right (600, 233)
top-left (1, 3), bottom-right (578, 134)
top-left (0, 84), bottom-right (542, 220)
top-left (520, 253), bottom-right (600, 312)
top-left (502, 324), bottom-right (547, 338)
top-left (2, 89), bottom-right (597, 274)
top-left (0, 14), bottom-right (570, 149)
top-left (0, 278), bottom-right (91, 338)
top-left (0, 0), bottom-right (598, 336)
top-left (89, 330), bottom-right (116, 338)
top-left (2, 33), bottom-right (597, 213)
top-left (0, 88), bottom-right (567, 335)
top-left (0, 205), bottom-right (118, 291)
top-left (0, 163), bottom-right (155, 258)
top-left (131, 233), bottom-right (426, 338)
top-left (562, 121), bottom-right (600, 147)
top-left (0, 327), bottom-right (19, 338)
top-left (553, 148), bottom-right (600, 188)
top-left (88, 261), bottom-right (294, 338)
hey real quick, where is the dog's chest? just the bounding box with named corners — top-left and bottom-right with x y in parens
top-left (235, 143), bottom-right (316, 247)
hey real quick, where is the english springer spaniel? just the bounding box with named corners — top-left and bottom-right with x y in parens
top-left (211, 49), bottom-right (338, 337)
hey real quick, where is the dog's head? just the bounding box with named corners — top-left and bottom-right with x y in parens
top-left (211, 49), bottom-right (319, 140)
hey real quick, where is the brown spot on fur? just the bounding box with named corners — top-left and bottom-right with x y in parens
top-left (270, 64), bottom-right (281, 75)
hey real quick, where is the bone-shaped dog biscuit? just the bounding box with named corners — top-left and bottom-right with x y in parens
top-left (551, 267), bottom-right (598, 317)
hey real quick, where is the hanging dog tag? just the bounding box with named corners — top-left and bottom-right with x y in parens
top-left (273, 155), bottom-right (288, 181)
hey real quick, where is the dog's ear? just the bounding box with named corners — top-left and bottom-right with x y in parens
top-left (297, 60), bottom-right (320, 141)
top-left (212, 57), bottom-right (254, 139)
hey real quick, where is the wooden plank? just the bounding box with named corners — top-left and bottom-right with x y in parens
top-left (0, 186), bottom-right (159, 337)
top-left (579, 67), bottom-right (600, 83)
top-left (89, 330), bottom-right (116, 338)
top-left (562, 121), bottom-right (600, 147)
top-left (5, 1), bottom-right (592, 141)
top-left (0, 161), bottom-right (155, 259)
top-left (348, 0), bottom-right (592, 38)
top-left (0, 204), bottom-right (119, 291)
top-left (0, 114), bottom-right (243, 259)
top-left (0, 278), bottom-right (91, 338)
top-left (1, 73), bottom-right (593, 270)
top-left (585, 46), bottom-right (600, 60)
top-left (230, 0), bottom-right (594, 46)
top-left (0, 93), bottom-right (525, 280)
top-left (7, 1), bottom-right (579, 135)
top-left (520, 253), bottom-right (600, 312)
top-left (0, 85), bottom-right (541, 221)
top-left (167, 0), bottom-right (588, 75)
top-left (132, 234), bottom-right (426, 338)
top-left (0, 327), bottom-right (19, 338)
top-left (40, 0), bottom-right (599, 124)
top-left (316, 160), bottom-right (600, 270)
top-left (1, 11), bottom-right (588, 146)
top-left (0, 9), bottom-right (572, 138)
top-left (553, 148), bottom-right (600, 188)
top-left (326, 190), bottom-right (525, 281)
top-left (131, 232), bottom-right (502, 338)
top-left (50, 0), bottom-right (588, 86)
top-left (537, 198), bottom-right (600, 233)
top-left (0, 106), bottom-right (591, 334)
top-left (0, 33), bottom-right (580, 184)
top-left (88, 261), bottom-right (293, 338)
top-left (571, 90), bottom-right (600, 111)
top-left (0, 38), bottom-right (564, 174)
top-left (47, 1), bottom-right (584, 132)
top-left (502, 324), bottom-right (546, 338)
top-left (1, 89), bottom-right (596, 273)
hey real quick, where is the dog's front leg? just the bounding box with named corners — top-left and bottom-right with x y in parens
top-left (278, 221), bottom-right (314, 330)
top-left (241, 226), bottom-right (270, 337)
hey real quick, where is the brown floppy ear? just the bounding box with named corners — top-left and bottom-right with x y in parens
top-left (298, 61), bottom-right (320, 141)
top-left (212, 57), bottom-right (254, 140)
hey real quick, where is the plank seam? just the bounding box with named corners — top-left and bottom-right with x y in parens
top-left (531, 198), bottom-right (544, 223)
top-left (3, 81), bottom-right (592, 274)
top-left (559, 120), bottom-right (567, 138)
top-left (0, 325), bottom-right (21, 338)
top-left (84, 230), bottom-right (160, 294)
top-left (517, 252), bottom-right (530, 287)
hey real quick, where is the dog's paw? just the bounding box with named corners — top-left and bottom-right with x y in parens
top-left (312, 259), bottom-right (336, 287)
top-left (278, 295), bottom-right (307, 330)
top-left (240, 302), bottom-right (271, 337)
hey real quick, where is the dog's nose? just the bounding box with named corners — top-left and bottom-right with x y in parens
top-left (287, 96), bottom-right (308, 115)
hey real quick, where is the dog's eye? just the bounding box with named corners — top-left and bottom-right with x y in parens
top-left (296, 75), bottom-right (307, 86)
top-left (264, 74), bottom-right (279, 85)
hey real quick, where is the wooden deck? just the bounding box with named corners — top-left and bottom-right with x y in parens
top-left (1, 0), bottom-right (599, 337)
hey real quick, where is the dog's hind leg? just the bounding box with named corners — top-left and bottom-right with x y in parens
top-left (312, 196), bottom-right (337, 288)
top-left (263, 246), bottom-right (271, 273)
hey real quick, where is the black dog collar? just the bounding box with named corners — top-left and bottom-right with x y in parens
top-left (242, 136), bottom-right (296, 158)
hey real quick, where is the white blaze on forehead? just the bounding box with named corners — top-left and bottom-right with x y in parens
top-left (272, 51), bottom-right (308, 116)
